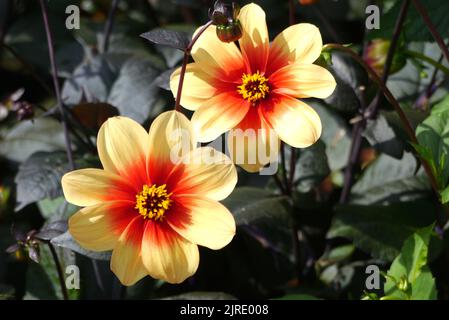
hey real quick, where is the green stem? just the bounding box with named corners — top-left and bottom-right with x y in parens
top-left (404, 50), bottom-right (449, 77)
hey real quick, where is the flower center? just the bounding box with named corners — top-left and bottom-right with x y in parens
top-left (134, 184), bottom-right (173, 221)
top-left (237, 71), bottom-right (270, 103)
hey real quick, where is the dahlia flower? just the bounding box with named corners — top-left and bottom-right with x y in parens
top-left (62, 111), bottom-right (237, 285)
top-left (171, 3), bottom-right (336, 172)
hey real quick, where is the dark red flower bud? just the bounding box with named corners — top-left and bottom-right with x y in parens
top-left (216, 20), bottom-right (242, 43)
top-left (14, 101), bottom-right (34, 121)
top-left (363, 39), bottom-right (406, 77)
top-left (209, 1), bottom-right (242, 43)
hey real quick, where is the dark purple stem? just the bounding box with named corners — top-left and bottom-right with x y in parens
top-left (280, 143), bottom-right (290, 196)
top-left (339, 123), bottom-right (365, 204)
top-left (288, 0), bottom-right (295, 26)
top-left (175, 20), bottom-right (213, 111)
top-left (47, 242), bottom-right (69, 300)
top-left (273, 174), bottom-right (287, 195)
top-left (339, 0), bottom-right (410, 204)
top-left (102, 0), bottom-right (120, 53)
top-left (288, 148), bottom-right (296, 190)
top-left (39, 0), bottom-right (75, 170)
top-left (412, 0), bottom-right (449, 65)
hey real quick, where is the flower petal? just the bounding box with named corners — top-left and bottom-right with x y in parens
top-left (141, 222), bottom-right (199, 284)
top-left (111, 217), bottom-right (148, 286)
top-left (271, 64), bottom-right (336, 99)
top-left (227, 107), bottom-right (280, 173)
top-left (62, 169), bottom-right (125, 207)
top-left (148, 111), bottom-right (195, 184)
top-left (69, 201), bottom-right (134, 252)
top-left (191, 25), bottom-right (244, 81)
top-left (261, 94), bottom-right (322, 148)
top-left (191, 92), bottom-right (249, 143)
top-left (268, 23), bottom-right (323, 74)
top-left (97, 116), bottom-right (148, 178)
top-left (238, 3), bottom-right (269, 73)
top-left (170, 64), bottom-right (218, 111)
top-left (171, 147), bottom-right (237, 201)
top-left (168, 196), bottom-right (236, 250)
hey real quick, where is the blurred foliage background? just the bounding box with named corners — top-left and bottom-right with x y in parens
top-left (1, 0), bottom-right (449, 300)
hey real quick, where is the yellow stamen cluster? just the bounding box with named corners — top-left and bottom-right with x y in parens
top-left (237, 71), bottom-right (270, 103)
top-left (135, 184), bottom-right (173, 221)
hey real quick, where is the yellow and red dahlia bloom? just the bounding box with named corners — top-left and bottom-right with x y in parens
top-left (171, 3), bottom-right (336, 172)
top-left (61, 111), bottom-right (237, 285)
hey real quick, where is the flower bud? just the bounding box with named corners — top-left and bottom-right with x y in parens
top-left (209, 1), bottom-right (242, 43)
top-left (216, 20), bottom-right (242, 43)
top-left (364, 39), bottom-right (406, 77)
top-left (14, 101), bottom-right (34, 121)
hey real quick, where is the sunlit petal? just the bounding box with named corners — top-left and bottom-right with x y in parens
top-left (238, 3), bottom-right (269, 73)
top-left (270, 64), bottom-right (336, 99)
top-left (111, 217), bottom-right (148, 286)
top-left (141, 222), bottom-right (199, 284)
top-left (268, 23), bottom-right (323, 74)
top-left (168, 196), bottom-right (236, 250)
top-left (261, 94), bottom-right (322, 148)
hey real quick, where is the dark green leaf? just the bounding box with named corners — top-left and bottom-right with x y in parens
top-left (51, 231), bottom-right (111, 261)
top-left (386, 42), bottom-right (449, 108)
top-left (15, 152), bottom-right (70, 211)
top-left (286, 141), bottom-right (330, 193)
top-left (0, 118), bottom-right (66, 163)
top-left (55, 41), bottom-right (84, 77)
top-left (140, 28), bottom-right (190, 50)
top-left (62, 54), bottom-right (115, 106)
top-left (4, 12), bottom-right (72, 72)
top-left (223, 187), bottom-right (289, 226)
top-left (350, 152), bottom-right (430, 205)
top-left (154, 68), bottom-right (176, 91)
top-left (222, 187), bottom-right (292, 255)
top-left (363, 114), bottom-right (404, 159)
top-left (24, 244), bottom-right (75, 300)
top-left (309, 102), bottom-right (352, 171)
top-left (369, 1), bottom-right (449, 42)
top-left (327, 201), bottom-right (436, 261)
top-left (24, 261), bottom-right (58, 300)
top-left (325, 52), bottom-right (367, 113)
top-left (15, 152), bottom-right (95, 211)
top-left (152, 25), bottom-right (195, 68)
top-left (107, 56), bottom-right (162, 122)
top-left (35, 220), bottom-right (68, 241)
